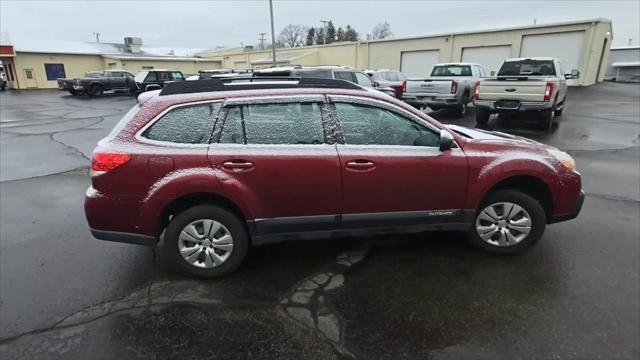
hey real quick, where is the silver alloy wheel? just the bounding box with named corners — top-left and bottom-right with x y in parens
top-left (178, 219), bottom-right (234, 268)
top-left (475, 202), bottom-right (532, 247)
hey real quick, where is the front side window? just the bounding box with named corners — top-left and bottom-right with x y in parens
top-left (354, 72), bottom-right (374, 87)
top-left (220, 102), bottom-right (325, 145)
top-left (44, 63), bottom-right (66, 80)
top-left (171, 72), bottom-right (183, 81)
top-left (108, 72), bottom-right (123, 78)
top-left (335, 102), bottom-right (439, 147)
top-left (143, 103), bottom-right (220, 144)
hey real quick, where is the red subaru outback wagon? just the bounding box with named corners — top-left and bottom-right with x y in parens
top-left (85, 77), bottom-right (584, 277)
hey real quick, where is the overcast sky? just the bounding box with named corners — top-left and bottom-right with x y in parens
top-left (1, 0), bottom-right (638, 49)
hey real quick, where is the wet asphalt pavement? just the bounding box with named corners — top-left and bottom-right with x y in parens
top-left (0, 83), bottom-right (638, 359)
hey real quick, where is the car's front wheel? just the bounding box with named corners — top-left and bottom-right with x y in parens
top-left (468, 190), bottom-right (546, 254)
top-left (475, 108), bottom-right (490, 128)
top-left (165, 205), bottom-right (249, 278)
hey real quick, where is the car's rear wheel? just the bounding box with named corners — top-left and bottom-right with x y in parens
top-left (165, 205), bottom-right (248, 278)
top-left (68, 89), bottom-right (80, 96)
top-left (452, 94), bottom-right (469, 118)
top-left (540, 109), bottom-right (554, 132)
top-left (554, 98), bottom-right (565, 116)
top-left (475, 108), bottom-right (490, 128)
top-left (468, 190), bottom-right (546, 254)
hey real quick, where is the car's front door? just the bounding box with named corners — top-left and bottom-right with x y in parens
top-left (108, 72), bottom-right (126, 89)
top-left (330, 96), bottom-right (468, 228)
top-left (208, 96), bottom-right (342, 237)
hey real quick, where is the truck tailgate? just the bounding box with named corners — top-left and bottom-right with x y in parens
top-left (405, 79), bottom-right (452, 96)
top-left (478, 80), bottom-right (547, 101)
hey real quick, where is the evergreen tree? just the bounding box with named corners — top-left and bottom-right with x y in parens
top-left (315, 27), bottom-right (326, 45)
top-left (326, 21), bottom-right (336, 44)
top-left (306, 27), bottom-right (316, 46)
top-left (343, 25), bottom-right (359, 42)
top-left (336, 27), bottom-right (345, 42)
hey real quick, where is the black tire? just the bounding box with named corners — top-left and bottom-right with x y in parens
top-left (540, 109), bottom-right (554, 132)
top-left (165, 204), bottom-right (249, 278)
top-left (468, 189), bottom-right (546, 254)
top-left (475, 107), bottom-right (490, 128)
top-left (68, 89), bottom-right (81, 96)
top-left (429, 105), bottom-right (442, 112)
top-left (87, 84), bottom-right (103, 97)
top-left (554, 98), bottom-right (565, 116)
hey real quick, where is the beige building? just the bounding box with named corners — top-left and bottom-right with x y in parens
top-left (1, 18), bottom-right (612, 89)
top-left (0, 37), bottom-right (221, 90)
top-left (199, 18), bottom-right (613, 86)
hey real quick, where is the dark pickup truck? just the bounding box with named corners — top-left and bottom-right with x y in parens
top-left (57, 70), bottom-right (136, 96)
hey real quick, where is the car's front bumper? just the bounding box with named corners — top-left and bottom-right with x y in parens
top-left (549, 189), bottom-right (585, 224)
top-left (474, 99), bottom-right (553, 112)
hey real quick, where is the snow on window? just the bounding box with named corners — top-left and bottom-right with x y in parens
top-left (335, 103), bottom-right (438, 147)
top-left (143, 103), bottom-right (220, 144)
top-left (220, 102), bottom-right (325, 145)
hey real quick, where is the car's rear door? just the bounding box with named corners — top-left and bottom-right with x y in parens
top-left (108, 72), bottom-right (126, 89)
top-left (208, 95), bottom-right (342, 237)
top-left (329, 95), bottom-right (468, 228)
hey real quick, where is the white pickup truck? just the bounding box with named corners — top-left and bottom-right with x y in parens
top-left (402, 63), bottom-right (487, 117)
top-left (473, 57), bottom-right (580, 131)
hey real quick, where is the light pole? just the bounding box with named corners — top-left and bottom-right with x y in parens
top-left (319, 20), bottom-right (329, 45)
top-left (258, 32), bottom-right (266, 50)
top-left (269, 0), bottom-right (277, 65)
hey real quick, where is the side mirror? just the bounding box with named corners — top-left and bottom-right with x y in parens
top-left (439, 130), bottom-right (455, 151)
top-left (373, 81), bottom-right (380, 87)
top-left (490, 71), bottom-right (496, 76)
top-left (565, 69), bottom-right (580, 79)
top-left (145, 84), bottom-right (162, 92)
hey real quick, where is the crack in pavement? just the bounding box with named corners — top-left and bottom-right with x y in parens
top-left (0, 247), bottom-right (371, 359)
top-left (0, 166), bottom-right (89, 183)
top-left (586, 192), bottom-right (640, 203)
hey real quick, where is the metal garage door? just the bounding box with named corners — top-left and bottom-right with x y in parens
top-left (462, 45), bottom-right (512, 76)
top-left (400, 50), bottom-right (440, 78)
top-left (520, 31), bottom-right (585, 85)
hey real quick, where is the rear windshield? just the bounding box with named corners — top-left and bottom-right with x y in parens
top-left (431, 65), bottom-right (471, 76)
top-left (498, 60), bottom-right (556, 76)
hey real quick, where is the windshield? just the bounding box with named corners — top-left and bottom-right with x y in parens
top-left (431, 65), bottom-right (471, 76)
top-left (498, 60), bottom-right (556, 76)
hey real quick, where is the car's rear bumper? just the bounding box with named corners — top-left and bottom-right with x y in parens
top-left (474, 99), bottom-right (552, 112)
top-left (549, 190), bottom-right (585, 224)
top-left (404, 94), bottom-right (461, 108)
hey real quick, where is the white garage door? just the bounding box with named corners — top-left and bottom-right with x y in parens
top-left (400, 50), bottom-right (440, 78)
top-left (462, 45), bottom-right (512, 76)
top-left (520, 31), bottom-right (585, 85)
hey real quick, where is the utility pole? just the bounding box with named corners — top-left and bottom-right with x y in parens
top-left (93, 32), bottom-right (101, 43)
top-left (258, 32), bottom-right (267, 50)
top-left (320, 20), bottom-right (329, 44)
top-left (269, 0), bottom-right (277, 65)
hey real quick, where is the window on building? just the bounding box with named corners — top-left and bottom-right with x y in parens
top-left (220, 102), bottom-right (325, 145)
top-left (44, 64), bottom-right (66, 81)
top-left (335, 102), bottom-right (438, 147)
top-left (142, 66), bottom-right (154, 70)
top-left (143, 103), bottom-right (220, 144)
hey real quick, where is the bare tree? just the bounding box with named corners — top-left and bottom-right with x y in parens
top-left (278, 24), bottom-right (308, 48)
top-left (371, 22), bottom-right (393, 40)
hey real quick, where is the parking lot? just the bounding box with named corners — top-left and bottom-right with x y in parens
top-left (0, 83), bottom-right (638, 359)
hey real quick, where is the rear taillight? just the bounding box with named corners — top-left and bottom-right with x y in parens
top-left (450, 80), bottom-right (458, 94)
top-left (472, 81), bottom-right (480, 99)
top-left (402, 80), bottom-right (407, 94)
top-left (544, 81), bottom-right (554, 101)
top-left (91, 152), bottom-right (130, 175)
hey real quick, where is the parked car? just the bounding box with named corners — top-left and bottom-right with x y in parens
top-left (473, 57), bottom-right (579, 131)
top-left (57, 70), bottom-right (136, 96)
top-left (134, 69), bottom-right (185, 93)
top-left (403, 63), bottom-right (486, 117)
top-left (364, 69), bottom-right (407, 98)
top-left (0, 71), bottom-right (6, 90)
top-left (85, 77), bottom-right (584, 278)
top-left (253, 65), bottom-right (397, 97)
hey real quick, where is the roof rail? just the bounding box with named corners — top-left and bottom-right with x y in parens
top-left (159, 77), bottom-right (363, 96)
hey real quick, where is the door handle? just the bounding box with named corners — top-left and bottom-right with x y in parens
top-left (345, 159), bottom-right (376, 172)
top-left (222, 160), bottom-right (254, 172)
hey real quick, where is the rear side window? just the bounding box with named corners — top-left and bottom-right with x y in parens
top-left (143, 103), bottom-right (220, 144)
top-left (158, 72), bottom-right (170, 81)
top-left (334, 71), bottom-right (354, 82)
top-left (220, 102), bottom-right (325, 145)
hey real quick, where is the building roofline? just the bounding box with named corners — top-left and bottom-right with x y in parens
top-left (102, 55), bottom-right (220, 62)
